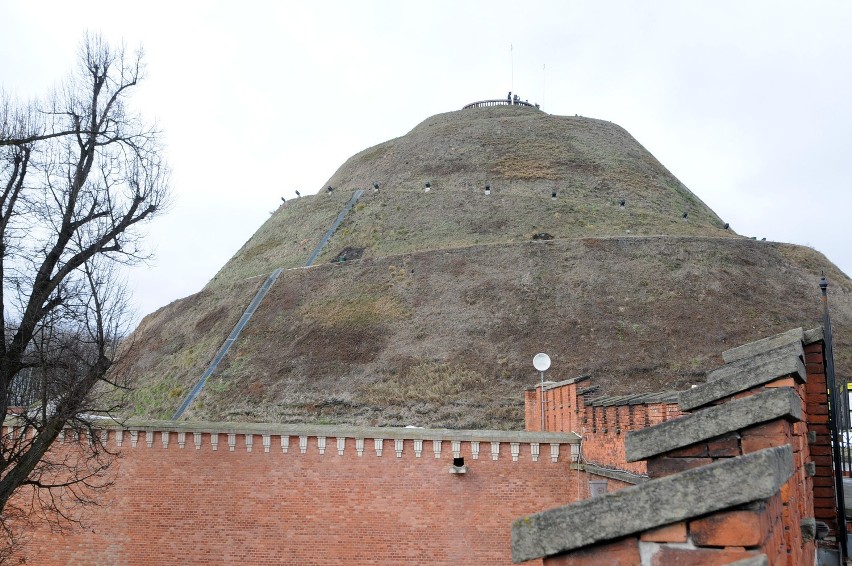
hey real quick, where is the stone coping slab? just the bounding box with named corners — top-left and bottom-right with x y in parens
top-left (579, 462), bottom-right (648, 485)
top-left (626, 388), bottom-right (801, 462)
top-left (722, 326), bottom-right (821, 364)
top-left (530, 374), bottom-right (590, 392)
top-left (511, 445), bottom-right (793, 563)
top-left (679, 342), bottom-right (805, 412)
top-left (727, 556), bottom-right (769, 566)
top-left (722, 328), bottom-right (803, 363)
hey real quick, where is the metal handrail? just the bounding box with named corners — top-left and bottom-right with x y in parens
top-left (822, 273), bottom-right (848, 557)
top-left (462, 99), bottom-right (540, 110)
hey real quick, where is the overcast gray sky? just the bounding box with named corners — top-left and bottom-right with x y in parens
top-left (2, 1), bottom-right (850, 322)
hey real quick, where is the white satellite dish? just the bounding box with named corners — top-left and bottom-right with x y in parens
top-left (533, 353), bottom-right (551, 372)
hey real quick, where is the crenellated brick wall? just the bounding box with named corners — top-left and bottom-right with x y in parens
top-left (11, 327), bottom-right (843, 564)
top-left (12, 424), bottom-right (579, 565)
top-left (525, 377), bottom-right (683, 477)
top-left (512, 327), bottom-right (841, 565)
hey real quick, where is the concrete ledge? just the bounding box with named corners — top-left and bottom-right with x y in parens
top-left (626, 388), bottom-right (801, 462)
top-left (63, 419), bottom-right (581, 445)
top-left (727, 555), bottom-right (769, 566)
top-left (803, 326), bottom-right (823, 345)
top-left (679, 342), bottom-right (805, 411)
top-left (722, 328), bottom-right (803, 363)
top-left (511, 445), bottom-right (793, 563)
top-left (578, 463), bottom-right (648, 485)
top-left (532, 374), bottom-right (590, 392)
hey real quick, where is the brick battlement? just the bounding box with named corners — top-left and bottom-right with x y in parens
top-left (524, 377), bottom-right (683, 477)
top-left (12, 420), bottom-right (583, 565)
top-left (513, 327), bottom-right (837, 565)
top-left (31, 420), bottom-right (580, 463)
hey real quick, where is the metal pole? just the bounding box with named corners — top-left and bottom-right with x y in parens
top-left (820, 273), bottom-right (847, 558)
top-left (511, 44), bottom-right (514, 94)
top-left (540, 370), bottom-right (545, 431)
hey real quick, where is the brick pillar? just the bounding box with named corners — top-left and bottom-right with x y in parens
top-left (803, 341), bottom-right (838, 533)
top-left (525, 388), bottom-right (541, 432)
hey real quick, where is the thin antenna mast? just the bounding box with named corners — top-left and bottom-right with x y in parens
top-left (511, 44), bottom-right (514, 93)
top-left (542, 63), bottom-right (546, 109)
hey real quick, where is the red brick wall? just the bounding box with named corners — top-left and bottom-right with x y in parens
top-left (543, 493), bottom-right (790, 566)
top-left (803, 341), bottom-right (838, 532)
top-left (13, 432), bottom-right (580, 565)
top-left (542, 362), bottom-right (825, 564)
top-left (525, 383), bottom-right (682, 476)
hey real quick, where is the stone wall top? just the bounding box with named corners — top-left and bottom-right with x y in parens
top-left (625, 388), bottom-right (802, 462)
top-left (679, 342), bottom-right (805, 411)
top-left (96, 419), bottom-right (580, 445)
top-left (510, 445), bottom-right (793, 563)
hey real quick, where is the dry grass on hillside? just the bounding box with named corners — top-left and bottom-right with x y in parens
top-left (126, 237), bottom-right (852, 430)
top-left (119, 107), bottom-right (851, 429)
top-left (116, 277), bottom-right (262, 419)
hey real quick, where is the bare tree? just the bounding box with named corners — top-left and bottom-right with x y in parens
top-left (0, 34), bottom-right (169, 547)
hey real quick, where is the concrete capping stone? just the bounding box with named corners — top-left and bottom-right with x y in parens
top-left (528, 374), bottom-right (590, 392)
top-left (626, 388), bottom-right (801, 462)
top-left (89, 419), bottom-right (579, 445)
top-left (727, 556), bottom-right (769, 566)
top-left (510, 445), bottom-right (793, 563)
top-left (803, 326), bottom-right (823, 345)
top-left (679, 342), bottom-right (805, 411)
top-left (722, 328), bottom-right (803, 363)
top-left (578, 385), bottom-right (599, 397)
top-left (43, 420), bottom-right (579, 463)
top-left (579, 463), bottom-right (649, 485)
top-left (588, 391), bottom-right (679, 407)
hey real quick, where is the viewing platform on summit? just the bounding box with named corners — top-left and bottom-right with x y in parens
top-left (463, 92), bottom-right (540, 110)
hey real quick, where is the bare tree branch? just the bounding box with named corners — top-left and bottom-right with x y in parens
top-left (0, 33), bottom-right (169, 551)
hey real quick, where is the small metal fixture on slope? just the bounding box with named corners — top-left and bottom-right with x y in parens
top-left (173, 189), bottom-right (366, 419)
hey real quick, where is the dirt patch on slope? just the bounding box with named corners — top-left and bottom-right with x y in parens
top-left (127, 236), bottom-right (852, 429)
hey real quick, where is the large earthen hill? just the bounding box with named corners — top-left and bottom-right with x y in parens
top-left (119, 103), bottom-right (852, 429)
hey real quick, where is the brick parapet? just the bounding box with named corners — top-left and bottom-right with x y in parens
top-left (514, 327), bottom-right (832, 565)
top-left (5, 419), bottom-right (580, 464)
top-left (13, 420), bottom-right (582, 565)
top-left (524, 379), bottom-right (681, 477)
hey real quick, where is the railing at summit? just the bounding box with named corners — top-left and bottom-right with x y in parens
top-left (462, 99), bottom-right (540, 110)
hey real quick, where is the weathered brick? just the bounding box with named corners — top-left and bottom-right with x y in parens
top-left (766, 377), bottom-right (797, 388)
top-left (666, 443), bottom-right (708, 458)
top-left (646, 456), bottom-right (713, 477)
top-left (545, 537), bottom-right (640, 566)
top-left (690, 510), bottom-right (765, 547)
top-left (651, 546), bottom-right (757, 566)
top-left (640, 522), bottom-right (688, 543)
top-left (707, 434), bottom-right (741, 457)
top-left (742, 434), bottom-right (791, 453)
